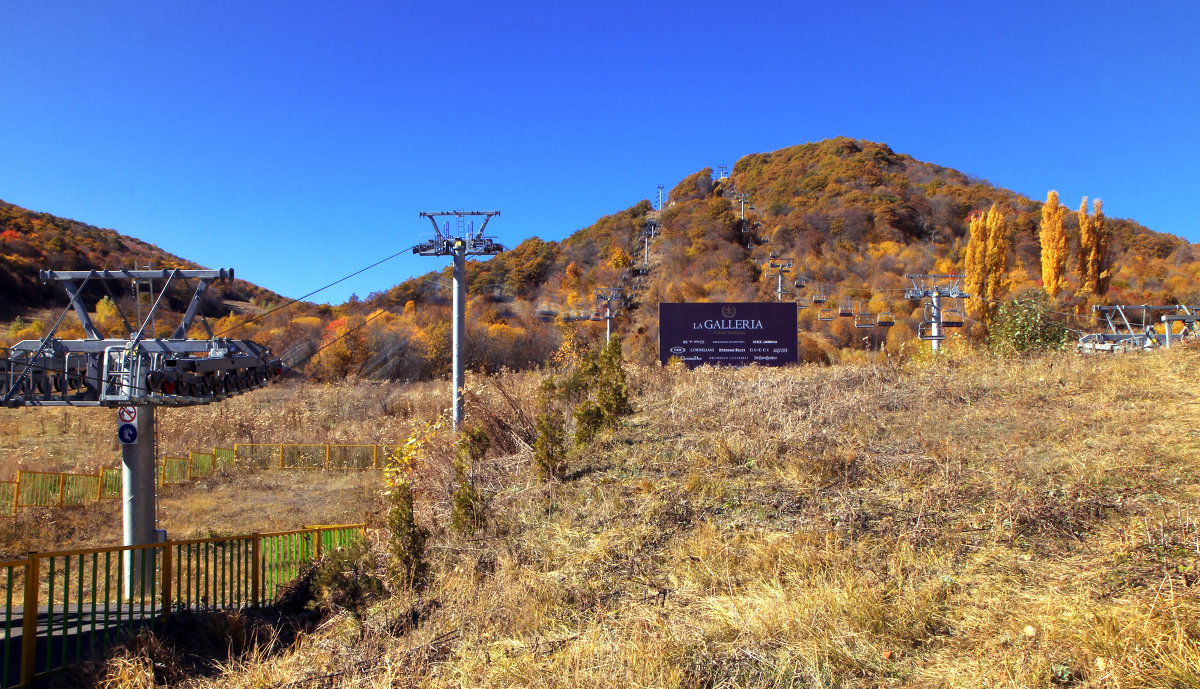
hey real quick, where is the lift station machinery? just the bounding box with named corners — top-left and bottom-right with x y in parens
top-left (1, 268), bottom-right (282, 591)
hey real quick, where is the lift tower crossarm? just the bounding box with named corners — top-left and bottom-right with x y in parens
top-left (413, 211), bottom-right (505, 429)
top-left (40, 269), bottom-right (235, 341)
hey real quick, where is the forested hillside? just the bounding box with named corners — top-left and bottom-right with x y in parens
top-left (4, 137), bottom-right (1198, 375)
top-left (0, 200), bottom-right (284, 331)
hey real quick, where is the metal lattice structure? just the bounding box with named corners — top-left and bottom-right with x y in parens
top-left (2, 269), bottom-right (282, 408)
top-left (1078, 304), bottom-right (1200, 352)
top-left (904, 275), bottom-right (970, 351)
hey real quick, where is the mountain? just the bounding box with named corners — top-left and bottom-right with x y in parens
top-left (360, 137), bottom-right (1198, 368)
top-left (5, 137), bottom-right (1197, 374)
top-left (0, 199), bottom-right (283, 325)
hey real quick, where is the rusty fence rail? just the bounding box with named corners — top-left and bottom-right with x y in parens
top-left (0, 523), bottom-right (363, 688)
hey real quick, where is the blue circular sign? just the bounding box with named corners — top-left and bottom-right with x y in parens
top-left (118, 423), bottom-right (138, 444)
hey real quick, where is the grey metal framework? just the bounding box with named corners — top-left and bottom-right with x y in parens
top-left (640, 219), bottom-right (661, 267)
top-left (594, 287), bottom-right (625, 343)
top-left (1077, 304), bottom-right (1200, 352)
top-left (764, 256), bottom-right (793, 302)
top-left (413, 211), bottom-right (504, 429)
top-left (2, 269), bottom-right (282, 408)
top-left (1, 267), bottom-right (284, 596)
top-left (904, 275), bottom-right (970, 352)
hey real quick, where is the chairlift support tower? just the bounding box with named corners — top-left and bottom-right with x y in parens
top-left (595, 287), bottom-right (624, 343)
top-left (904, 274), bottom-right (969, 352)
top-left (413, 211), bottom-right (504, 430)
top-left (764, 257), bottom-right (794, 302)
top-left (640, 220), bottom-right (661, 267)
top-left (2, 268), bottom-right (283, 593)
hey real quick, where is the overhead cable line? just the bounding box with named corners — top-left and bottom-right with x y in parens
top-left (215, 245), bottom-right (418, 337)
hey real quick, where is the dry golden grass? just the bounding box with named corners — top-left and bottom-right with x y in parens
top-left (26, 347), bottom-right (1200, 687)
top-left (0, 377), bottom-right (465, 556)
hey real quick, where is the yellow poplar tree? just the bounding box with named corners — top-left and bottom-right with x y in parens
top-left (963, 204), bottom-right (1008, 326)
top-left (1076, 197), bottom-right (1109, 296)
top-left (1039, 190), bottom-right (1068, 298)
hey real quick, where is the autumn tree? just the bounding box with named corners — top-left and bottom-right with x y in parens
top-left (608, 246), bottom-right (633, 270)
top-left (1076, 197), bottom-right (1110, 297)
top-left (1038, 190), bottom-right (1068, 298)
top-left (963, 204), bottom-right (1008, 326)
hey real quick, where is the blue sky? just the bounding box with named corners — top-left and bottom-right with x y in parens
top-left (2, 1), bottom-right (1197, 304)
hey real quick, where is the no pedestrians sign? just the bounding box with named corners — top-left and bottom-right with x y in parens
top-left (117, 406), bottom-right (138, 445)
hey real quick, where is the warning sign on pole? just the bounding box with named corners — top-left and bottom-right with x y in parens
top-left (118, 406), bottom-right (138, 445)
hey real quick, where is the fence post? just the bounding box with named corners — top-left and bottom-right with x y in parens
top-left (277, 445), bottom-right (283, 469)
top-left (251, 533), bottom-right (261, 606)
top-left (325, 444), bottom-right (331, 471)
top-left (314, 527), bottom-right (322, 560)
top-left (96, 471), bottom-right (103, 501)
top-left (58, 472), bottom-right (66, 506)
top-left (20, 554), bottom-right (38, 686)
top-left (161, 542), bottom-right (173, 620)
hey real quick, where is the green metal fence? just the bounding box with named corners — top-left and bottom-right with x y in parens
top-left (0, 484), bottom-right (15, 517)
top-left (213, 447), bottom-right (236, 472)
top-left (159, 457), bottom-right (190, 486)
top-left (280, 445), bottom-right (326, 470)
top-left (60, 475), bottom-right (99, 507)
top-left (329, 444), bottom-right (380, 469)
top-left (189, 452), bottom-right (214, 479)
top-left (0, 524), bottom-right (365, 688)
top-left (16, 473), bottom-right (61, 508)
top-left (99, 469), bottom-right (120, 500)
top-left (234, 444), bottom-right (281, 469)
top-left (2, 445), bottom-right (394, 519)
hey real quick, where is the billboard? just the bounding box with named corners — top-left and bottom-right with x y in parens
top-left (659, 302), bottom-right (798, 368)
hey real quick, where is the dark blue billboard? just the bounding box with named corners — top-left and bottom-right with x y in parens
top-left (659, 302), bottom-right (798, 368)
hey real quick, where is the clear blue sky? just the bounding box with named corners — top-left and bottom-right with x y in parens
top-left (2, 1), bottom-right (1197, 304)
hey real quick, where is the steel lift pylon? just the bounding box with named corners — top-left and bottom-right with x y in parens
top-left (2, 268), bottom-right (283, 593)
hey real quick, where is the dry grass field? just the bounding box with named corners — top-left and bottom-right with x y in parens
top-left (0, 377), bottom-right (453, 557)
top-left (12, 345), bottom-right (1200, 687)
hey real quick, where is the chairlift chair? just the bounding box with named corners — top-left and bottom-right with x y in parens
top-left (817, 306), bottom-right (835, 322)
top-left (838, 303), bottom-right (854, 318)
top-left (941, 298), bottom-right (965, 328)
top-left (811, 291), bottom-right (827, 306)
top-left (876, 304), bottom-right (896, 328)
top-left (917, 321), bottom-right (945, 341)
top-left (853, 300), bottom-right (875, 329)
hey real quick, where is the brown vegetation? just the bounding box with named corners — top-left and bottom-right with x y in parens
top-left (65, 343), bottom-right (1200, 688)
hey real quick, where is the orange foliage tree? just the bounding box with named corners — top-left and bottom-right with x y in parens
top-left (1077, 197), bottom-right (1110, 297)
top-left (1038, 191), bottom-right (1068, 298)
top-left (964, 204), bottom-right (1008, 326)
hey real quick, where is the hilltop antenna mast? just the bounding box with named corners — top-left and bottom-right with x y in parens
top-left (656, 185), bottom-right (665, 211)
top-left (413, 210), bottom-right (504, 429)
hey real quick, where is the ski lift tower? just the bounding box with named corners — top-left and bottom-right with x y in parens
top-left (904, 274), bottom-right (970, 352)
top-left (413, 211), bottom-right (504, 430)
top-left (2, 268), bottom-right (283, 592)
top-left (764, 256), bottom-right (794, 302)
top-left (594, 287), bottom-right (624, 343)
